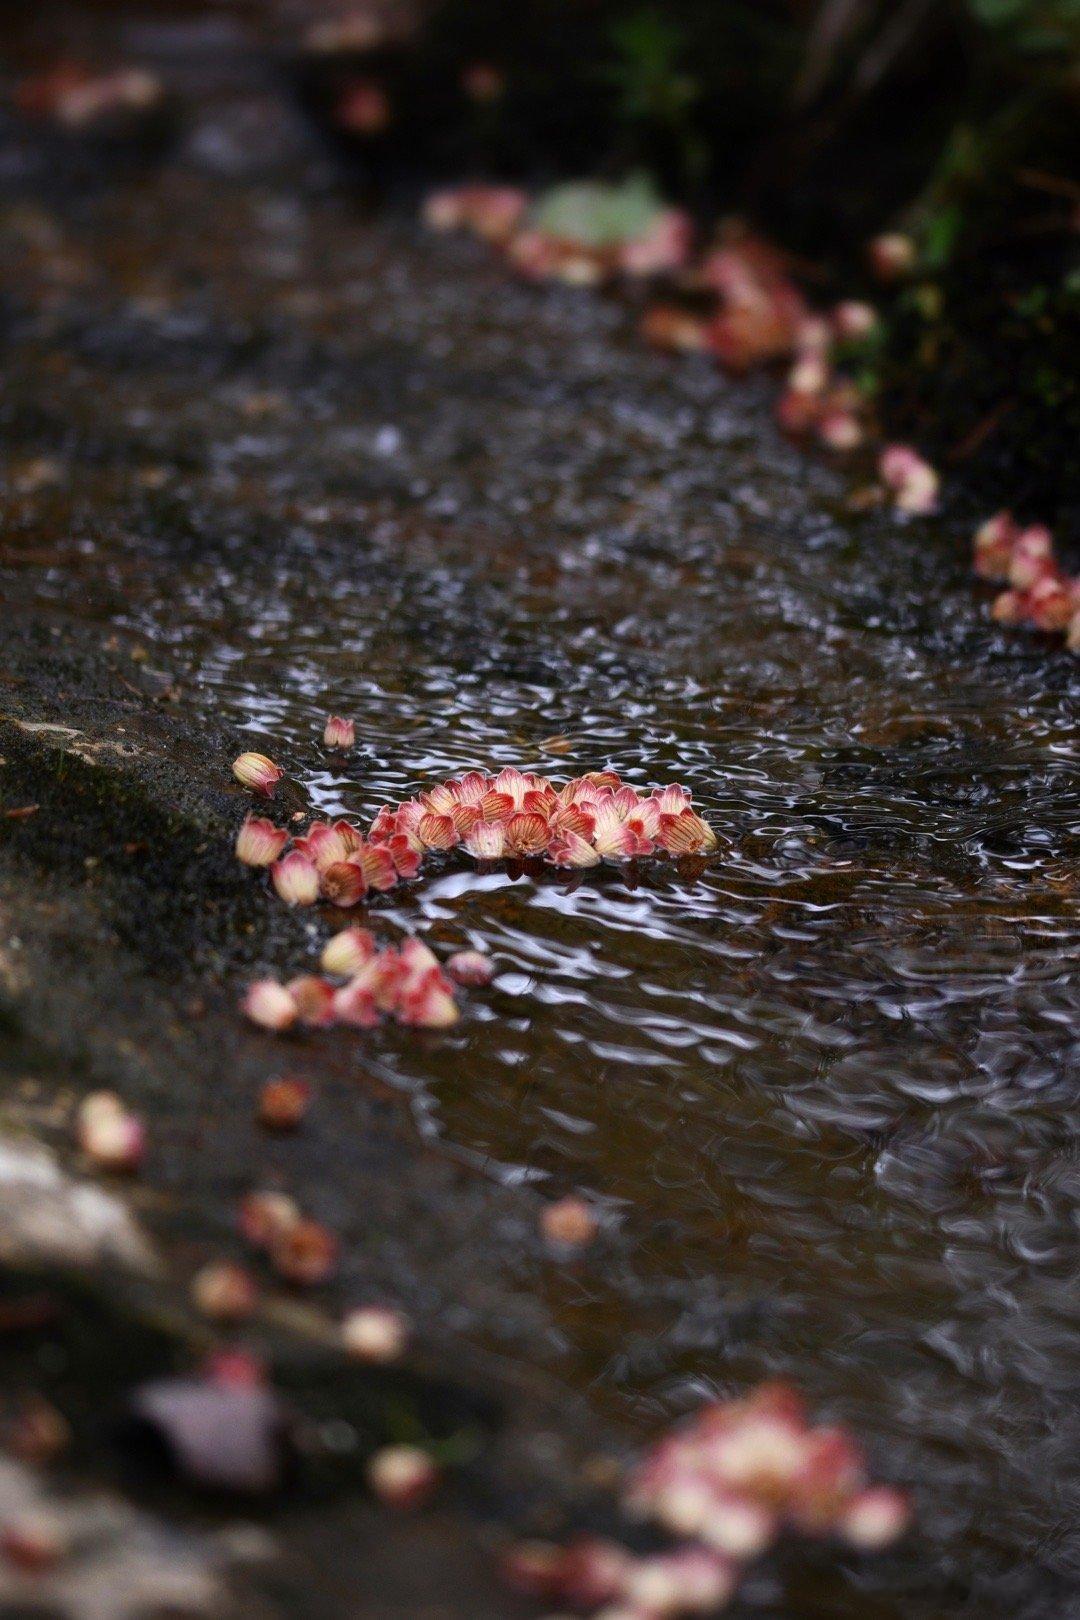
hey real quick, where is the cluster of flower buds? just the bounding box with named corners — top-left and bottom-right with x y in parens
top-left (423, 183), bottom-right (529, 244)
top-left (625, 1382), bottom-right (910, 1564)
top-left (424, 183), bottom-right (692, 284)
top-left (974, 512), bottom-right (1080, 650)
top-left (243, 932), bottom-right (471, 1034)
top-left (239, 813), bottom-right (421, 907)
top-left (506, 1383), bottom-right (909, 1617)
top-left (14, 62), bottom-right (164, 131)
top-left (238, 1189), bottom-right (337, 1287)
top-left (368, 767), bottom-right (718, 869)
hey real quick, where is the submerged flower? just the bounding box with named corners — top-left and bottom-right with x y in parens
top-left (235, 816), bottom-right (288, 867)
top-left (232, 752), bottom-right (282, 796)
top-left (322, 714), bottom-right (355, 750)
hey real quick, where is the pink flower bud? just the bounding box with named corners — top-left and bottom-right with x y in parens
top-left (242, 979), bottom-right (299, 1032)
top-left (868, 232), bottom-right (916, 282)
top-left (541, 1195), bottom-right (597, 1250)
top-left (818, 410), bottom-right (864, 452)
top-left (238, 1191), bottom-right (300, 1249)
top-left (1007, 525), bottom-right (1055, 590)
top-left (235, 816), bottom-right (289, 866)
top-left (879, 445), bottom-right (939, 514)
top-left (445, 950), bottom-right (494, 987)
top-left (320, 927), bottom-right (376, 976)
top-left (258, 1076), bottom-right (311, 1131)
top-left (271, 1218), bottom-right (337, 1287)
top-left (341, 1305), bottom-right (409, 1363)
top-left (270, 852), bottom-right (320, 906)
top-left (840, 1485), bottom-right (911, 1550)
top-left (232, 752), bottom-right (282, 796)
top-left (322, 715), bottom-right (356, 750)
top-left (832, 300), bottom-right (877, 341)
top-left (192, 1261), bottom-right (258, 1323)
top-left (973, 511), bottom-right (1020, 581)
top-left (284, 976), bottom-right (336, 1026)
top-left (698, 1492), bottom-right (778, 1559)
top-left (76, 1091), bottom-right (145, 1173)
top-left (622, 1548), bottom-right (736, 1615)
top-left (1027, 573), bottom-right (1075, 632)
top-left (991, 588), bottom-right (1025, 625)
top-left (788, 354), bottom-right (829, 395)
top-left (367, 1445), bottom-right (438, 1510)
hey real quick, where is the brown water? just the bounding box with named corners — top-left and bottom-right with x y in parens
top-left (2, 150), bottom-right (1079, 1616)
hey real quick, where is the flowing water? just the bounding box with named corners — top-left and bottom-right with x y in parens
top-left (2, 153), bottom-right (1079, 1617)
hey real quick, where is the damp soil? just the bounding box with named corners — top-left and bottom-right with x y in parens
top-left (1, 22), bottom-right (1079, 1620)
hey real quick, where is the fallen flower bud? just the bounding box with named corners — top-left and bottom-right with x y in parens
top-left (320, 859), bottom-right (367, 907)
top-left (367, 1444), bottom-right (438, 1510)
top-left (77, 1091), bottom-right (145, 1173)
top-left (818, 410), bottom-right (864, 452)
top-left (991, 588), bottom-right (1025, 625)
top-left (341, 1305), bottom-right (409, 1363)
top-left (840, 1485), bottom-right (911, 1550)
top-left (192, 1261), bottom-right (258, 1323)
top-left (322, 715), bottom-right (356, 750)
top-left (258, 1076), bottom-right (311, 1131)
top-left (542, 1195), bottom-right (598, 1249)
top-left (1007, 525), bottom-right (1055, 590)
top-left (622, 1547), bottom-right (736, 1615)
top-left (242, 979), bottom-right (299, 1032)
top-left (321, 926), bottom-right (376, 976)
top-left (973, 511), bottom-right (1020, 581)
top-left (446, 949), bottom-right (495, 987)
top-left (271, 852), bottom-right (320, 906)
top-left (236, 815), bottom-right (288, 868)
top-left (270, 1217), bottom-right (337, 1287)
top-left (1027, 573), bottom-right (1076, 632)
top-left (238, 1190), bottom-right (300, 1249)
top-left (233, 752), bottom-right (282, 796)
top-left (867, 232), bottom-right (916, 282)
top-left (832, 300), bottom-right (878, 342)
top-left (879, 445), bottom-right (939, 515)
top-left (285, 975), bottom-right (336, 1027)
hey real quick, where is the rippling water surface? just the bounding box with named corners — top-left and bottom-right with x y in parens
top-left (2, 167), bottom-right (1078, 1616)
